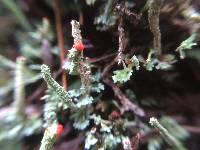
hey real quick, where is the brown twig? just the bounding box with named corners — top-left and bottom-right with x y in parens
top-left (79, 11), bottom-right (84, 25)
top-left (42, 39), bottom-right (52, 67)
top-left (101, 57), bottom-right (117, 78)
top-left (55, 133), bottom-right (84, 150)
top-left (27, 84), bottom-right (45, 102)
top-left (114, 4), bottom-right (131, 65)
top-left (27, 68), bottom-right (63, 102)
top-left (89, 52), bottom-right (117, 63)
top-left (115, 3), bottom-right (141, 24)
top-left (101, 55), bottom-right (145, 116)
top-left (52, 0), bottom-right (67, 90)
top-left (182, 125), bottom-right (200, 134)
top-left (117, 17), bottom-right (126, 64)
top-left (102, 77), bottom-right (145, 116)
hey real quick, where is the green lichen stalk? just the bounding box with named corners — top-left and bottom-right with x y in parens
top-left (41, 64), bottom-right (76, 109)
top-left (79, 60), bottom-right (92, 93)
top-left (13, 56), bottom-right (26, 119)
top-left (39, 126), bottom-right (56, 150)
top-left (0, 54), bottom-right (16, 69)
top-left (43, 89), bottom-right (59, 127)
top-left (70, 20), bottom-right (92, 92)
top-left (71, 20), bottom-right (82, 43)
top-left (149, 117), bottom-right (186, 150)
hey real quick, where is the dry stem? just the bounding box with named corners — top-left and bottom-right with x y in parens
top-left (53, 0), bottom-right (67, 90)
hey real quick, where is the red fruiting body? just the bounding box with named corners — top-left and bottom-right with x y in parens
top-left (56, 124), bottom-right (63, 138)
top-left (73, 42), bottom-right (85, 51)
top-left (111, 110), bottom-right (120, 119)
top-left (45, 124), bottom-right (64, 139)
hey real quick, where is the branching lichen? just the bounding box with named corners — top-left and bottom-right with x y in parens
top-left (112, 67), bottom-right (133, 84)
top-left (94, 0), bottom-right (117, 31)
top-left (176, 34), bottom-right (197, 59)
top-left (112, 55), bottom-right (140, 84)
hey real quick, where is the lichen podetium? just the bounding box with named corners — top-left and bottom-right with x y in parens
top-left (148, 0), bottom-right (162, 55)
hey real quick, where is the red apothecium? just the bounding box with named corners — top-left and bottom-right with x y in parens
top-left (73, 42), bottom-right (85, 51)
